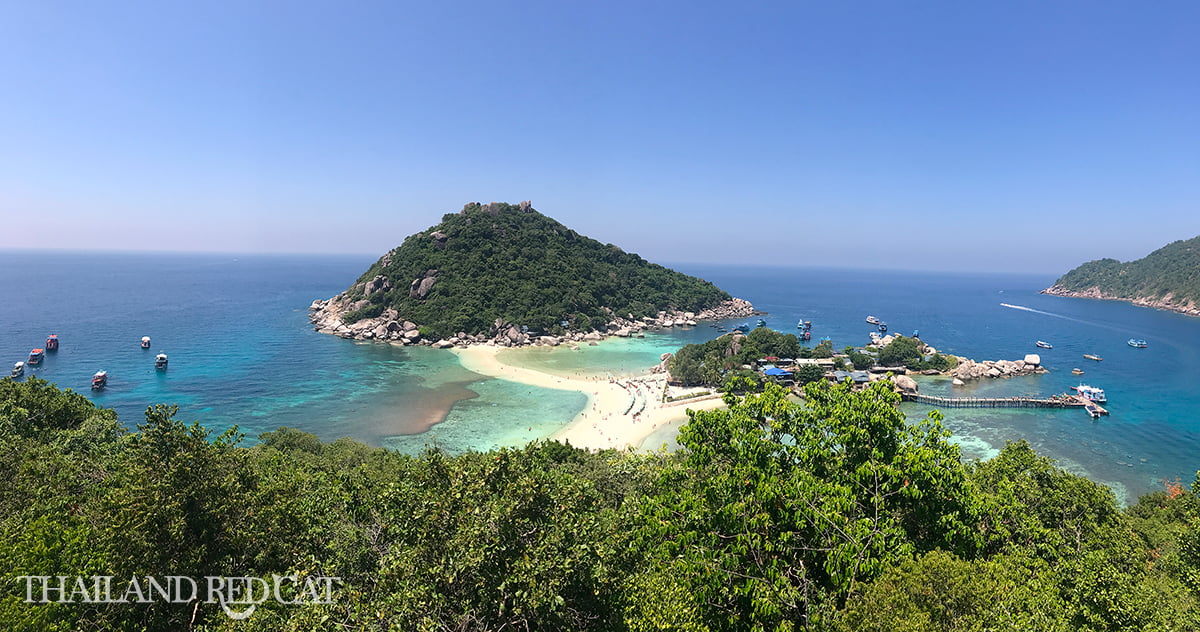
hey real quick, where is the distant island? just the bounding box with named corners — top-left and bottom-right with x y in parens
top-left (310, 201), bottom-right (756, 346)
top-left (1042, 235), bottom-right (1200, 317)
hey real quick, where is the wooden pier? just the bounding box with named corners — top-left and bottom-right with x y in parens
top-left (904, 392), bottom-right (1109, 417)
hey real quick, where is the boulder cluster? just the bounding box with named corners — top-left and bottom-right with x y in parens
top-left (948, 354), bottom-right (1047, 381)
top-left (308, 297), bottom-right (758, 350)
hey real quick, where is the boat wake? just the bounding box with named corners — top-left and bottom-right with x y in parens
top-left (999, 302), bottom-right (1089, 322)
top-left (999, 302), bottom-right (1127, 333)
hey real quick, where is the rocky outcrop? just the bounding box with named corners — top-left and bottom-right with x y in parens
top-left (891, 374), bottom-right (919, 394)
top-left (1042, 284), bottom-right (1200, 318)
top-left (696, 298), bottom-right (759, 320)
top-left (409, 269), bottom-right (439, 299)
top-left (948, 355), bottom-right (1048, 381)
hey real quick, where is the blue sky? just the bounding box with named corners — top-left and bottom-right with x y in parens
top-left (2, 1), bottom-right (1197, 273)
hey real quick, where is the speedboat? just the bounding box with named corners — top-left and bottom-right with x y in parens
top-left (1071, 368), bottom-right (1084, 375)
top-left (865, 316), bottom-right (881, 325)
top-left (28, 349), bottom-right (44, 365)
top-left (1036, 341), bottom-right (1053, 349)
top-left (155, 353), bottom-right (169, 370)
top-left (91, 371), bottom-right (108, 390)
top-left (45, 334), bottom-right (59, 351)
top-left (1128, 339), bottom-right (1148, 348)
top-left (1071, 384), bottom-right (1106, 403)
top-left (140, 336), bottom-right (151, 349)
top-left (878, 323), bottom-right (888, 333)
top-left (10, 361), bottom-right (24, 378)
top-left (1084, 354), bottom-right (1103, 362)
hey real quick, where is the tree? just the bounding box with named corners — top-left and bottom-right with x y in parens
top-left (627, 381), bottom-right (977, 629)
top-left (794, 363), bottom-right (827, 386)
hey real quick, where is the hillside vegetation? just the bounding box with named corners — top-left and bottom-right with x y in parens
top-left (4, 376), bottom-right (1200, 630)
top-left (333, 202), bottom-right (731, 338)
top-left (1047, 235), bottom-right (1200, 309)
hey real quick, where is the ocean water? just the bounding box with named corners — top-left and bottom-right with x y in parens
top-left (2, 253), bottom-right (1197, 503)
top-left (0, 251), bottom-right (585, 452)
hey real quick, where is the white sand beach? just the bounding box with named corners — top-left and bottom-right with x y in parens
top-left (451, 345), bottom-right (727, 450)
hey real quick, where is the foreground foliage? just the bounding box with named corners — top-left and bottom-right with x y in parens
top-left (2, 376), bottom-right (1198, 630)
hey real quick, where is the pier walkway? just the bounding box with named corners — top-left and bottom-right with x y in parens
top-left (903, 393), bottom-right (1108, 417)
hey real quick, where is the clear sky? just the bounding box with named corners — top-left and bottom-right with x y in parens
top-left (2, 1), bottom-right (1197, 273)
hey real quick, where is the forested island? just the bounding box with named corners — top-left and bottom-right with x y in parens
top-left (1043, 235), bottom-right (1200, 317)
top-left (309, 201), bottom-right (755, 344)
top-left (4, 376), bottom-right (1199, 630)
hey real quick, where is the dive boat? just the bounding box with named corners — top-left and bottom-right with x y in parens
top-left (91, 371), bottom-right (108, 390)
top-left (865, 316), bottom-right (881, 325)
top-left (28, 349), bottom-right (44, 365)
top-left (1036, 341), bottom-right (1053, 349)
top-left (45, 334), bottom-right (59, 351)
top-left (1127, 339), bottom-right (1148, 348)
top-left (10, 361), bottom-right (24, 378)
top-left (801, 330), bottom-right (811, 341)
top-left (155, 353), bottom-right (168, 370)
top-left (1071, 368), bottom-right (1084, 375)
top-left (797, 320), bottom-right (812, 331)
top-left (140, 336), bottom-right (151, 349)
top-left (1070, 384), bottom-right (1106, 403)
top-left (733, 324), bottom-right (750, 333)
top-left (1083, 354), bottom-right (1103, 362)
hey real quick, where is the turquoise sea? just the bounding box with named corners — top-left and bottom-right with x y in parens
top-left (2, 252), bottom-right (1197, 504)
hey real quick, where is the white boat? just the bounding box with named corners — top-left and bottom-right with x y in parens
top-left (155, 353), bottom-right (168, 370)
top-left (1036, 340), bottom-right (1053, 349)
top-left (10, 361), bottom-right (24, 378)
top-left (865, 316), bottom-right (881, 325)
top-left (140, 336), bottom-right (151, 349)
top-left (1071, 384), bottom-right (1106, 403)
top-left (91, 370), bottom-right (108, 390)
top-left (1128, 339), bottom-right (1148, 348)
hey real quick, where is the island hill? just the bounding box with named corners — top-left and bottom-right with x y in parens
top-left (1042, 234), bottom-right (1200, 317)
top-left (310, 201), bottom-right (756, 347)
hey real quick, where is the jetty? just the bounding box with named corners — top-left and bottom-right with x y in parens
top-left (903, 392), bottom-right (1108, 417)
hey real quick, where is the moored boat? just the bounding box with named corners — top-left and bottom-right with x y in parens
top-left (1036, 340), bottom-right (1053, 349)
top-left (91, 371), bottom-right (108, 390)
top-left (28, 348), bottom-right (44, 365)
top-left (1071, 384), bottom-right (1106, 403)
top-left (1084, 354), bottom-right (1103, 361)
top-left (865, 316), bottom-right (881, 325)
top-left (10, 361), bottom-right (24, 378)
top-left (155, 353), bottom-right (168, 370)
top-left (733, 324), bottom-right (750, 333)
top-left (1071, 368), bottom-right (1084, 375)
top-left (45, 334), bottom-right (59, 351)
top-left (755, 318), bottom-right (767, 328)
top-left (878, 323), bottom-right (888, 333)
top-left (140, 336), bottom-right (151, 349)
top-left (1127, 339), bottom-right (1148, 348)
top-left (801, 330), bottom-right (811, 341)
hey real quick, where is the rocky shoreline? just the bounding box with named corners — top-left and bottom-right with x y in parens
top-left (308, 296), bottom-right (759, 349)
top-left (1041, 284), bottom-right (1200, 318)
top-left (864, 333), bottom-right (1048, 387)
